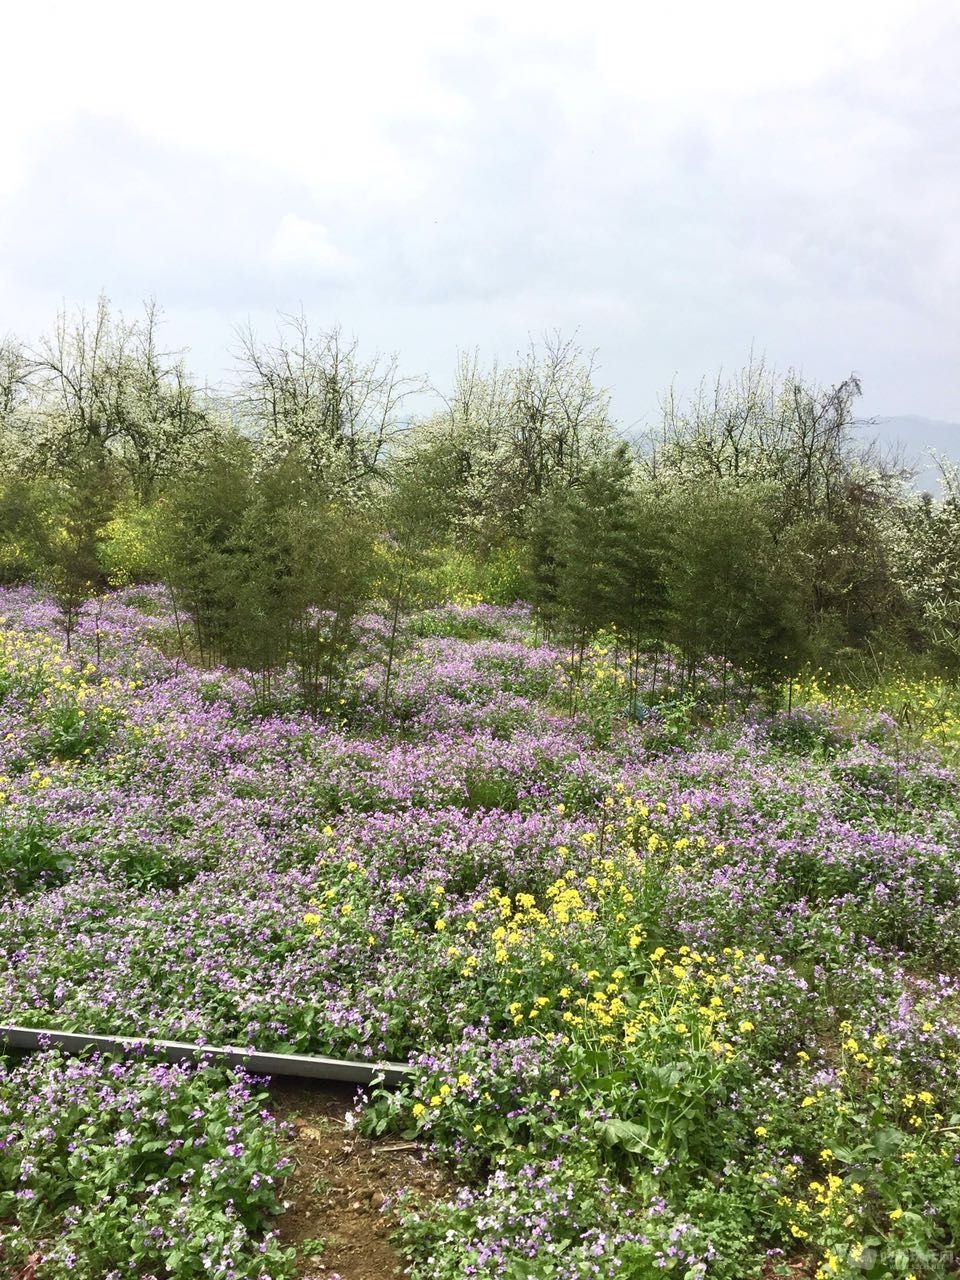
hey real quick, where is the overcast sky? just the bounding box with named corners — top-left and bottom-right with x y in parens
top-left (1, 0), bottom-right (957, 435)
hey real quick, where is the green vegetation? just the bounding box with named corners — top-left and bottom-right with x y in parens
top-left (1, 300), bottom-right (958, 692)
top-left (3, 300), bottom-right (960, 1278)
top-left (0, 1052), bottom-right (291, 1279)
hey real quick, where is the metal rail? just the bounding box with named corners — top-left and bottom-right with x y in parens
top-left (0, 1024), bottom-right (411, 1087)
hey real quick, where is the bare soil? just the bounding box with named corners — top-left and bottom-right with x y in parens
top-left (269, 1079), bottom-right (454, 1280)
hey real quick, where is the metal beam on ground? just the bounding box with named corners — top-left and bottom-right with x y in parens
top-left (0, 1024), bottom-right (411, 1087)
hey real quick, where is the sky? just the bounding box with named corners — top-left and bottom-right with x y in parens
top-left (1, 0), bottom-right (958, 442)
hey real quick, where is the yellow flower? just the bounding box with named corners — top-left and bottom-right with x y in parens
top-left (754, 1126), bottom-right (768, 1137)
top-left (889, 1207), bottom-right (903, 1221)
top-left (434, 919), bottom-right (446, 931)
top-left (411, 1102), bottom-right (425, 1118)
top-left (739, 1020), bottom-right (754, 1033)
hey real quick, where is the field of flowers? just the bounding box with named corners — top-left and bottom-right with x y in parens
top-left (2, 587), bottom-right (960, 1279)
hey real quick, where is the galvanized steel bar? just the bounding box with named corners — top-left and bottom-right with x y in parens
top-left (0, 1024), bottom-right (411, 1086)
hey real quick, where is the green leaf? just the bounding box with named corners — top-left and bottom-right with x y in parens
top-left (596, 1118), bottom-right (651, 1154)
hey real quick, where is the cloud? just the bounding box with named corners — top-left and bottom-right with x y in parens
top-left (0, 0), bottom-right (958, 423)
top-left (265, 216), bottom-right (354, 280)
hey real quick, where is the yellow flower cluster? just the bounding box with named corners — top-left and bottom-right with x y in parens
top-left (0, 626), bottom-right (132, 796)
top-left (472, 845), bottom-right (759, 1061)
top-left (796, 670), bottom-right (960, 756)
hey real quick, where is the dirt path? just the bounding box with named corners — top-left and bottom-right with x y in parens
top-left (269, 1079), bottom-right (452, 1280)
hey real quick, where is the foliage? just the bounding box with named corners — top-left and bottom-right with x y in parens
top-left (97, 499), bottom-right (164, 586)
top-left (4, 301), bottom-right (960, 1278)
top-left (1, 594), bottom-right (960, 1274)
top-left (3, 304), bottom-right (960, 679)
top-left (0, 1051), bottom-right (294, 1280)
top-left (420, 540), bottom-right (531, 607)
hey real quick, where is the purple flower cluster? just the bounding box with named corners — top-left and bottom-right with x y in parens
top-left (2, 588), bottom-right (960, 1276)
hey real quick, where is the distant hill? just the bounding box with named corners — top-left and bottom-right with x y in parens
top-left (868, 416), bottom-right (960, 495)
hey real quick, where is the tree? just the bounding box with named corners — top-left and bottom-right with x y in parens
top-left (154, 433), bottom-right (257, 668)
top-left (110, 301), bottom-right (214, 500)
top-left (156, 436), bottom-right (376, 713)
top-left (662, 485), bottom-right (809, 694)
top-left (0, 335), bottom-right (29, 431)
top-left (25, 297), bottom-right (212, 498)
top-left (228, 450), bottom-right (376, 714)
top-left (374, 450), bottom-right (454, 720)
top-left (643, 362), bottom-right (899, 517)
top-left (505, 332), bottom-right (615, 506)
top-left (642, 363), bottom-right (914, 663)
top-left (235, 312), bottom-right (423, 497)
top-left (892, 462), bottom-right (960, 676)
top-left (37, 447), bottom-right (119, 650)
top-left (530, 447), bottom-right (670, 714)
top-left (407, 334), bottom-right (618, 549)
top-left (0, 334), bottom-right (44, 484)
